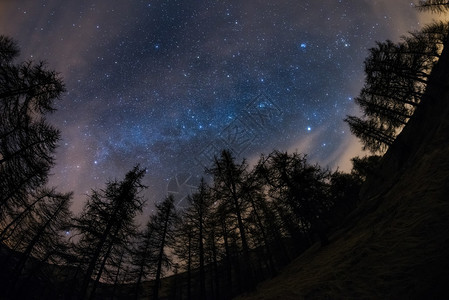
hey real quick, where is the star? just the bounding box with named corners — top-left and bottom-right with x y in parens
top-left (0, 0), bottom-right (423, 213)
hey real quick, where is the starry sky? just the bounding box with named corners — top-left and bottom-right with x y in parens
top-left (0, 1), bottom-right (431, 214)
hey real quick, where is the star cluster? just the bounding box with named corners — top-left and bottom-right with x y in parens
top-left (0, 0), bottom-right (423, 213)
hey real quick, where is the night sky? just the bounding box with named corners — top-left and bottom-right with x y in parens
top-left (0, 1), bottom-right (430, 215)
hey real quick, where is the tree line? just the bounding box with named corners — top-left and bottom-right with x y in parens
top-left (345, 21), bottom-right (449, 153)
top-left (0, 33), bottom-right (373, 299)
top-left (2, 1), bottom-right (448, 299)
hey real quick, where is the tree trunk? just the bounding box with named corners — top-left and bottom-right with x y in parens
top-left (153, 207), bottom-right (170, 300)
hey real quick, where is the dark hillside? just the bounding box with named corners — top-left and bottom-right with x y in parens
top-left (235, 36), bottom-right (449, 300)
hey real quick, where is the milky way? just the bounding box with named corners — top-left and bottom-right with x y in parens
top-left (0, 1), bottom-right (427, 214)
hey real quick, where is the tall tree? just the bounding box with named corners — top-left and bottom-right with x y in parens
top-left (104, 244), bottom-right (134, 299)
top-left (174, 215), bottom-right (195, 299)
top-left (344, 115), bottom-right (395, 152)
top-left (261, 151), bottom-right (331, 246)
top-left (72, 165), bottom-right (146, 300)
top-left (208, 149), bottom-right (256, 292)
top-left (0, 35), bottom-right (65, 222)
top-left (8, 190), bottom-right (72, 296)
top-left (129, 219), bottom-right (158, 300)
top-left (151, 195), bottom-right (177, 300)
top-left (345, 23), bottom-right (449, 152)
top-left (206, 217), bottom-right (221, 299)
top-left (174, 178), bottom-right (213, 300)
top-left (0, 187), bottom-right (59, 243)
top-left (243, 167), bottom-right (279, 278)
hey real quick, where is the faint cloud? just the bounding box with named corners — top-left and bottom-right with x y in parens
top-left (367, 0), bottom-right (421, 40)
top-left (328, 135), bottom-right (364, 172)
top-left (287, 126), bottom-right (326, 155)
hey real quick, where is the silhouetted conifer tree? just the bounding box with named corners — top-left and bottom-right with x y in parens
top-left (345, 22), bottom-right (449, 152)
top-left (174, 178), bottom-right (212, 300)
top-left (0, 187), bottom-right (59, 243)
top-left (129, 220), bottom-right (156, 300)
top-left (208, 149), bottom-right (256, 292)
top-left (174, 215), bottom-right (194, 299)
top-left (150, 195), bottom-right (178, 300)
top-left (0, 35), bottom-right (65, 224)
top-left (261, 151), bottom-right (331, 246)
top-left (345, 115), bottom-right (395, 152)
top-left (72, 165), bottom-right (146, 300)
top-left (203, 204), bottom-right (221, 299)
top-left (8, 190), bottom-right (72, 296)
top-left (242, 166), bottom-right (278, 278)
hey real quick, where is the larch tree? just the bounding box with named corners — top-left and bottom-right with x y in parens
top-left (129, 220), bottom-right (156, 300)
top-left (345, 115), bottom-right (396, 152)
top-left (345, 22), bottom-right (449, 153)
top-left (174, 178), bottom-right (213, 300)
top-left (8, 190), bottom-right (72, 296)
top-left (207, 149), bottom-right (255, 292)
top-left (174, 212), bottom-right (195, 299)
top-left (242, 166), bottom-right (279, 278)
top-left (261, 151), bottom-right (331, 246)
top-left (150, 195), bottom-right (178, 300)
top-left (72, 165), bottom-right (146, 300)
top-left (0, 187), bottom-right (60, 243)
top-left (0, 35), bottom-right (65, 222)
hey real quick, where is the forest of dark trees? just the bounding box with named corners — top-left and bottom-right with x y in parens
top-left (344, 20), bottom-right (449, 152)
top-left (1, 1), bottom-right (448, 299)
